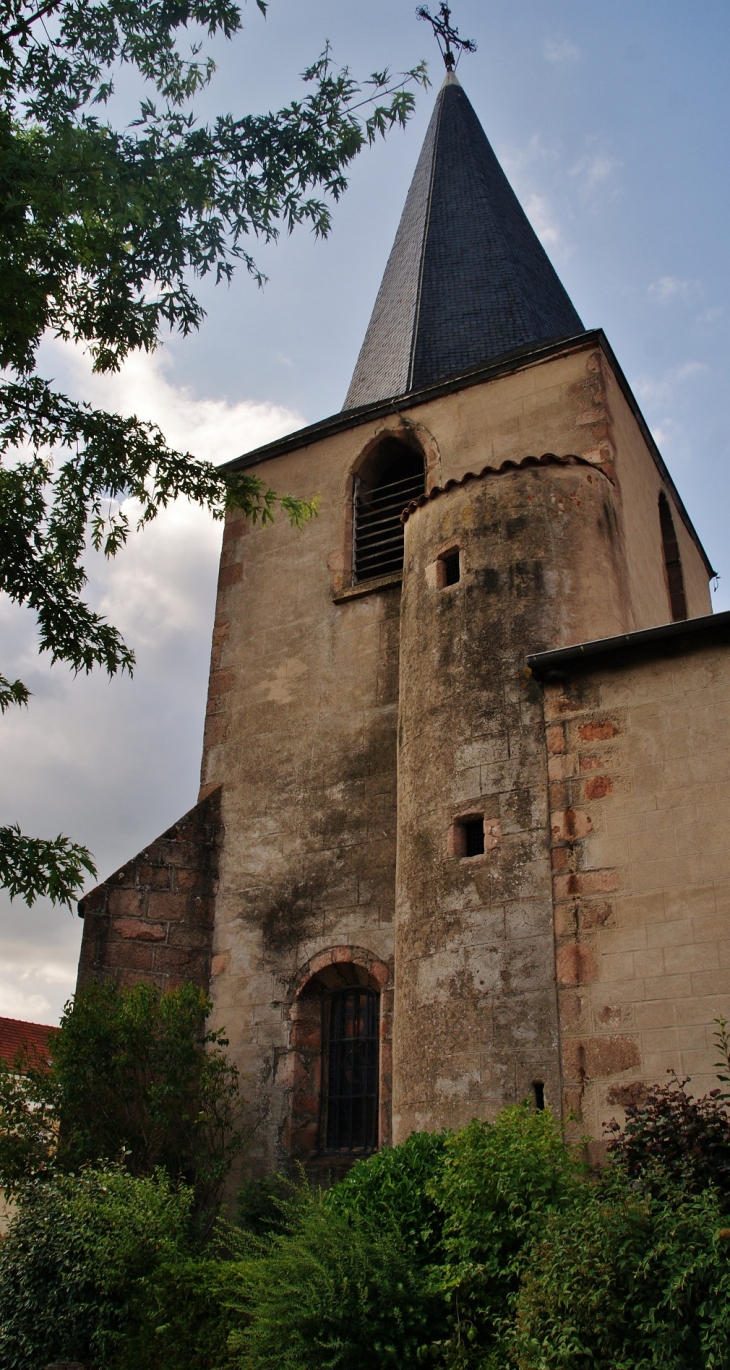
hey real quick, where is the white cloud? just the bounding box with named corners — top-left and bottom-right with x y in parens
top-left (568, 149), bottom-right (623, 200)
top-left (0, 347), bottom-right (306, 1024)
top-left (647, 276), bottom-right (699, 303)
top-left (696, 305), bottom-right (723, 325)
top-left (544, 38), bottom-right (581, 64)
top-left (635, 360), bottom-right (705, 409)
top-left (42, 338), bottom-right (302, 465)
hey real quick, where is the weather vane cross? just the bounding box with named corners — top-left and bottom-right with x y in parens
top-left (416, 3), bottom-right (477, 71)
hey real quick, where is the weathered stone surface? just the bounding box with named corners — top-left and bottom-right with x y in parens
top-left (76, 788), bottom-right (221, 994)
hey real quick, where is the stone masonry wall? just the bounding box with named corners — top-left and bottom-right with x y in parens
top-left (542, 635), bottom-right (730, 1149)
top-left (77, 788), bottom-right (222, 993)
top-left (393, 458), bottom-right (631, 1140)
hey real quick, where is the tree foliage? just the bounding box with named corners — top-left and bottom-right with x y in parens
top-left (0, 978), bottom-right (254, 1230)
top-left (0, 0), bottom-right (428, 905)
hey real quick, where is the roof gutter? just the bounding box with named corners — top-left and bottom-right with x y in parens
top-left (527, 609), bottom-right (730, 678)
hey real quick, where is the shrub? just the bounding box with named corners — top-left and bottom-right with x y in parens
top-left (326, 1128), bottom-right (448, 1262)
top-left (606, 1073), bottom-right (730, 1202)
top-left (427, 1105), bottom-right (583, 1366)
top-left (227, 1186), bottom-right (444, 1370)
top-left (0, 1167), bottom-right (191, 1370)
top-left (512, 1169), bottom-right (730, 1370)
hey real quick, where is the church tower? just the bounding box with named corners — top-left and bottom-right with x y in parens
top-left (78, 73), bottom-right (727, 1176)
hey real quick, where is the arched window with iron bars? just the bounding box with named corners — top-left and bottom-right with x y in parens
top-left (322, 986), bottom-right (379, 1153)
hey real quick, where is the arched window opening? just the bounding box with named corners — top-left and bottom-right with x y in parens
top-left (323, 986), bottom-right (379, 1152)
top-left (353, 438), bottom-right (425, 583)
top-left (658, 492), bottom-right (687, 622)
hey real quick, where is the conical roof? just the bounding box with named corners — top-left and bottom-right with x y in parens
top-left (344, 73), bottom-right (583, 410)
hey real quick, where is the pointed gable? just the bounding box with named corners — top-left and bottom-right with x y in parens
top-left (344, 73), bottom-right (583, 409)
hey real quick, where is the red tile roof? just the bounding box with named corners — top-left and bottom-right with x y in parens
top-left (401, 452), bottom-right (610, 523)
top-left (0, 1016), bottom-right (59, 1068)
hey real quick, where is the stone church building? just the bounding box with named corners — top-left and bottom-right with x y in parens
top-left (78, 74), bottom-right (730, 1173)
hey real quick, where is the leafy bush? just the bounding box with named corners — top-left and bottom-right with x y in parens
top-left (326, 1128), bottom-right (448, 1262)
top-left (512, 1169), bottom-right (730, 1370)
top-left (0, 1167), bottom-right (191, 1370)
top-left (427, 1105), bottom-right (583, 1366)
top-left (0, 979), bottom-right (253, 1230)
top-left (110, 1251), bottom-right (244, 1370)
top-left (606, 1073), bottom-right (730, 1201)
top-left (227, 1189), bottom-right (443, 1370)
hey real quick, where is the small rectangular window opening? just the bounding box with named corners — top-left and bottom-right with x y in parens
top-left (463, 817), bottom-right (485, 858)
top-left (533, 1081), bottom-right (545, 1111)
top-left (442, 550), bottom-right (460, 586)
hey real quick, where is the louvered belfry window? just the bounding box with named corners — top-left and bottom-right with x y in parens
top-left (353, 440), bottom-right (425, 583)
top-left (324, 987), bottom-right (379, 1153)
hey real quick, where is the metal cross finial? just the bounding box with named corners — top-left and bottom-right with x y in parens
top-left (416, 3), bottom-right (476, 71)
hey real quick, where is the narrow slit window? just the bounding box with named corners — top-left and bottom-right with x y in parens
top-left (533, 1081), bottom-right (545, 1111)
top-left (442, 550), bottom-right (460, 586)
top-left (462, 817), bottom-right (485, 857)
top-left (353, 440), bottom-right (425, 583)
top-left (323, 987), bottom-right (379, 1153)
top-left (658, 491), bottom-right (688, 622)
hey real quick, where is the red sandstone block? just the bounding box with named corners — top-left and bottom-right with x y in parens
top-left (558, 990), bottom-right (585, 1029)
top-left (81, 888), bottom-right (107, 913)
top-left (218, 563), bottom-right (242, 588)
top-left (295, 1094), bottom-right (319, 1118)
top-left (152, 947), bottom-right (207, 976)
top-left (553, 870), bottom-right (620, 899)
top-left (369, 960), bottom-right (390, 988)
top-left (556, 944), bottom-right (597, 987)
top-left (177, 869), bottom-right (203, 892)
top-left (549, 781), bottom-right (568, 810)
top-left (192, 896), bottom-right (216, 925)
top-left (210, 953), bottom-right (229, 977)
top-left (112, 918), bottom-right (166, 942)
top-left (107, 888), bottom-right (144, 918)
top-left (551, 809), bottom-right (593, 842)
top-left (332, 946), bottom-right (353, 963)
top-left (546, 725), bottom-right (566, 755)
top-left (578, 720), bottom-right (619, 742)
top-left (551, 848), bottom-right (570, 872)
top-left (553, 901), bottom-right (577, 937)
top-left (136, 864), bottom-right (170, 890)
top-left (561, 1034), bottom-right (641, 1081)
top-left (167, 924), bottom-right (213, 951)
top-left (147, 892), bottom-right (188, 922)
top-left (208, 669), bottom-right (235, 698)
top-left (105, 941), bottom-right (155, 971)
top-left (580, 901), bottom-right (615, 931)
top-left (584, 776), bottom-right (612, 801)
top-left (117, 969), bottom-right (161, 990)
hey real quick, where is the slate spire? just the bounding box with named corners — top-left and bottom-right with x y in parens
top-left (344, 74), bottom-right (583, 410)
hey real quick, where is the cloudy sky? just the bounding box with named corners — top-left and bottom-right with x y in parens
top-left (2, 0), bottom-right (729, 1024)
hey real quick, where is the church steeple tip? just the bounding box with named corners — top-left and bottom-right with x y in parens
top-left (343, 77), bottom-right (584, 410)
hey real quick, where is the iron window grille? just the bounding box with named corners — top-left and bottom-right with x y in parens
top-left (463, 817), bottom-right (485, 857)
top-left (323, 987), bottom-right (379, 1153)
top-left (353, 466), bottom-right (425, 583)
